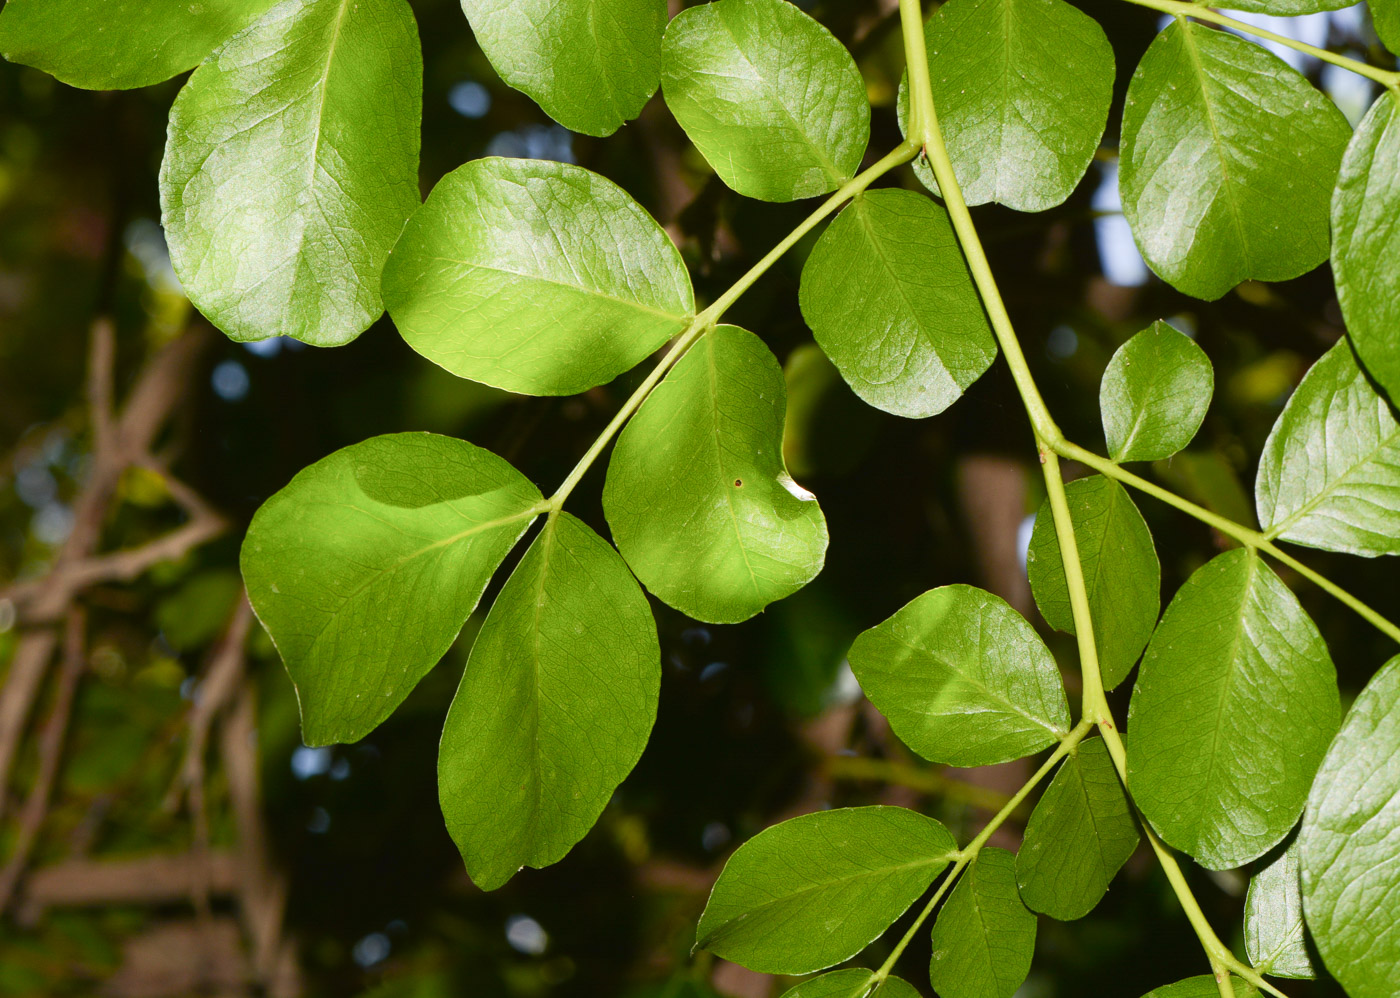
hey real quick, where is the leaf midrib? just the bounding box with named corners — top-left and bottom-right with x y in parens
top-left (439, 255), bottom-right (691, 325)
top-left (1268, 409), bottom-right (1400, 541)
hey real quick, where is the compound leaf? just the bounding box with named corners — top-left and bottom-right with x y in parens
top-left (603, 325), bottom-right (827, 624)
top-left (660, 0), bottom-right (869, 202)
top-left (0, 0), bottom-right (280, 89)
top-left (1140, 977), bottom-right (1258, 998)
top-left (1245, 835), bottom-right (1315, 980)
top-left (1027, 476), bottom-right (1160, 690)
top-left (696, 807), bottom-right (955, 975)
top-left (1017, 738), bottom-right (1139, 920)
top-left (798, 188), bottom-right (996, 419)
top-left (241, 433), bottom-right (544, 747)
top-left (1101, 321), bottom-right (1214, 463)
top-left (1256, 339), bottom-right (1400, 556)
top-left (1332, 91), bottom-right (1400, 402)
top-left (1119, 20), bottom-right (1350, 300)
top-left (1127, 549), bottom-right (1339, 870)
top-left (900, 0), bottom-right (1115, 211)
top-left (161, 0), bottom-right (422, 346)
top-left (779, 970), bottom-right (920, 998)
top-left (1300, 655), bottom-right (1400, 998)
top-left (383, 157), bottom-right (694, 396)
top-left (929, 848), bottom-right (1035, 998)
top-left (438, 512), bottom-right (659, 891)
top-left (849, 585), bottom-right (1071, 767)
top-left (460, 0), bottom-right (665, 137)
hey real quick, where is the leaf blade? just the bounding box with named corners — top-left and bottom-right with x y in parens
top-left (1244, 834), bottom-right (1315, 980)
top-left (929, 848), bottom-right (1036, 998)
top-left (1101, 321), bottom-right (1214, 463)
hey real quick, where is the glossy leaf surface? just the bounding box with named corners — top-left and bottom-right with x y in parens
top-left (161, 0), bottom-right (422, 346)
top-left (779, 970), bottom-right (920, 998)
top-left (603, 325), bottom-right (827, 624)
top-left (798, 189), bottom-right (996, 419)
top-left (1100, 321), bottom-right (1213, 463)
top-left (660, 0), bottom-right (869, 201)
top-left (1027, 476), bottom-right (1160, 690)
top-left (1244, 835), bottom-right (1314, 980)
top-left (383, 157), bottom-right (694, 396)
top-left (902, 0), bottom-right (1115, 211)
top-left (928, 848), bottom-right (1035, 998)
top-left (1127, 549), bottom-right (1338, 869)
top-left (1331, 92), bottom-right (1400, 402)
top-left (0, 0), bottom-right (279, 89)
top-left (438, 512), bottom-right (659, 891)
top-left (241, 433), bottom-right (544, 746)
top-left (1119, 21), bottom-right (1349, 300)
top-left (1300, 655), bottom-right (1400, 998)
top-left (696, 806), bottom-right (956, 975)
top-left (1256, 340), bottom-right (1400, 556)
top-left (849, 585), bottom-right (1071, 767)
top-left (460, 0), bottom-right (665, 137)
top-left (1017, 738), bottom-right (1139, 920)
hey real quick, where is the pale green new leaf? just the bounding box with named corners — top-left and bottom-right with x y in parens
top-left (848, 585), bottom-right (1071, 767)
top-left (1300, 655), bottom-right (1400, 998)
top-left (660, 0), bottom-right (869, 201)
top-left (1027, 476), bottom-right (1160, 690)
top-left (460, 0), bottom-right (664, 137)
top-left (438, 512), bottom-right (659, 891)
top-left (929, 848), bottom-right (1035, 998)
top-left (798, 189), bottom-right (996, 419)
top-left (1017, 738), bottom-right (1139, 920)
top-left (779, 970), bottom-right (920, 998)
top-left (695, 806), bottom-right (956, 975)
top-left (160, 0), bottom-right (421, 346)
top-left (1119, 21), bottom-right (1350, 300)
top-left (1100, 321), bottom-right (1214, 462)
top-left (603, 325), bottom-right (827, 624)
top-left (1256, 340), bottom-right (1400, 556)
top-left (900, 0), bottom-right (1115, 211)
top-left (382, 157), bottom-right (694, 396)
top-left (240, 433), bottom-right (544, 746)
top-left (1127, 549), bottom-right (1339, 870)
top-left (0, 0), bottom-right (279, 89)
top-left (1331, 92), bottom-right (1400, 402)
top-left (1140, 977), bottom-right (1259, 998)
top-left (1244, 835), bottom-right (1315, 980)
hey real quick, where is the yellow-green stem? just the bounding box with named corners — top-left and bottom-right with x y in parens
top-left (824, 756), bottom-right (1025, 816)
top-left (1040, 451), bottom-right (1107, 718)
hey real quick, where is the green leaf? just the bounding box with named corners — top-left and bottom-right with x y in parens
top-left (241, 433), bottom-right (545, 746)
top-left (695, 806), bottom-right (956, 975)
top-left (1118, 20), bottom-right (1350, 300)
top-left (659, 0), bottom-right (869, 202)
top-left (1331, 92), bottom-right (1400, 402)
top-left (1140, 977), bottom-right (1259, 998)
top-left (460, 0), bottom-right (665, 137)
top-left (1126, 549), bottom-right (1339, 870)
top-left (160, 0), bottom-right (421, 347)
top-left (1017, 737), bottom-right (1139, 920)
top-left (797, 189), bottom-right (996, 419)
top-left (382, 157), bottom-right (694, 396)
top-left (1374, 0), bottom-right (1400, 54)
top-left (1300, 655), bottom-right (1400, 998)
top-left (438, 512), bottom-right (659, 891)
top-left (848, 585), bottom-right (1071, 767)
top-left (0, 0), bottom-right (279, 90)
top-left (1100, 321), bottom-right (1214, 462)
top-left (1027, 476), bottom-right (1160, 690)
top-left (778, 970), bottom-right (920, 998)
top-left (1244, 835), bottom-right (1315, 980)
top-left (928, 848), bottom-right (1035, 998)
top-left (899, 0), bottom-right (1115, 211)
top-left (1256, 340), bottom-right (1400, 556)
top-left (603, 325), bottom-right (827, 624)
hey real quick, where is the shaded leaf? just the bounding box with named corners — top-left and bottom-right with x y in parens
top-left (1374, 0), bottom-right (1400, 54)
top-left (1101, 321), bottom-right (1214, 462)
top-left (383, 157), bottom-right (694, 396)
top-left (849, 584), bottom-right (1070, 767)
top-left (798, 188), bottom-right (996, 419)
top-left (695, 806), bottom-right (956, 975)
top-left (929, 848), bottom-right (1035, 998)
top-left (603, 325), bottom-right (827, 624)
top-left (438, 512), bottom-right (659, 891)
top-left (241, 433), bottom-right (545, 746)
top-left (1244, 834), bottom-right (1315, 980)
top-left (161, 0), bottom-right (422, 346)
top-left (1140, 977), bottom-right (1258, 998)
top-left (660, 0), bottom-right (869, 201)
top-left (779, 970), bottom-right (920, 998)
top-left (1127, 549), bottom-right (1339, 869)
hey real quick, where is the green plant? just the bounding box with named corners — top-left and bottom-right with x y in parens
top-left (4, 0), bottom-right (1400, 995)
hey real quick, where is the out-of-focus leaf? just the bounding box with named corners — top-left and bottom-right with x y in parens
top-left (781, 344), bottom-right (879, 480)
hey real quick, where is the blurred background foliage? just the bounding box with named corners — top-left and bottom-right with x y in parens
top-left (0, 0), bottom-right (1395, 995)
